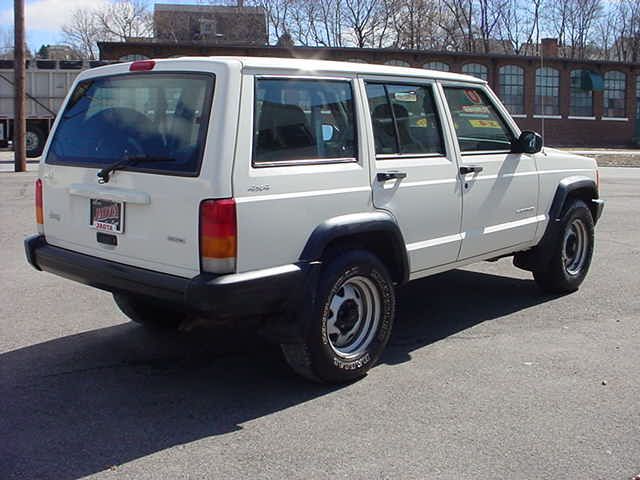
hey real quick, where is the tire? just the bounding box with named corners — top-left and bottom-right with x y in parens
top-left (113, 293), bottom-right (187, 329)
top-left (533, 199), bottom-right (595, 293)
top-left (26, 125), bottom-right (46, 158)
top-left (281, 250), bottom-right (396, 383)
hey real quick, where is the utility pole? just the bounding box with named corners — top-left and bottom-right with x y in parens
top-left (14, 0), bottom-right (26, 172)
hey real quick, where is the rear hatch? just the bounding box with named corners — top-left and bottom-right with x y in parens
top-left (40, 59), bottom-right (241, 278)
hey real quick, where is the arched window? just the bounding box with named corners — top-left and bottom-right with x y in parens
top-left (569, 70), bottom-right (593, 117)
top-left (499, 65), bottom-right (524, 114)
top-left (118, 54), bottom-right (149, 62)
top-left (636, 76), bottom-right (640, 119)
top-left (423, 62), bottom-right (450, 72)
top-left (384, 59), bottom-right (410, 67)
top-left (347, 58), bottom-right (366, 64)
top-left (462, 63), bottom-right (488, 81)
top-left (535, 67), bottom-right (560, 116)
top-left (604, 70), bottom-right (626, 118)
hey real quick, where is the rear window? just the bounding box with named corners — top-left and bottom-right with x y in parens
top-left (46, 73), bottom-right (214, 175)
top-left (253, 78), bottom-right (357, 165)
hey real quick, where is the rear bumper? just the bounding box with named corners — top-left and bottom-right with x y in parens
top-left (24, 235), bottom-right (308, 318)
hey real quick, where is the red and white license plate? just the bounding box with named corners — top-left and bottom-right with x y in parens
top-left (90, 199), bottom-right (124, 234)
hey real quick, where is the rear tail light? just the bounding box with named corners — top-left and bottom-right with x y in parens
top-left (35, 178), bottom-right (44, 234)
top-left (200, 199), bottom-right (237, 274)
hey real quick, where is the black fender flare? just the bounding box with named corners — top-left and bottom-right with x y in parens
top-left (514, 175), bottom-right (600, 272)
top-left (262, 212), bottom-right (409, 343)
top-left (300, 211), bottom-right (410, 285)
top-left (547, 176), bottom-right (599, 223)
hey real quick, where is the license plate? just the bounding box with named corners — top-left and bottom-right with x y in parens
top-left (90, 199), bottom-right (124, 234)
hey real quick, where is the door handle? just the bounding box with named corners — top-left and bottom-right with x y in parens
top-left (377, 171), bottom-right (407, 182)
top-left (459, 165), bottom-right (483, 175)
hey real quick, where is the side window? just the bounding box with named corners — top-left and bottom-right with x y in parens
top-left (443, 87), bottom-right (514, 153)
top-left (365, 82), bottom-right (445, 157)
top-left (253, 78), bottom-right (357, 165)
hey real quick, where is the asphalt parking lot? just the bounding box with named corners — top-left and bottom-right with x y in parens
top-left (1, 167), bottom-right (639, 480)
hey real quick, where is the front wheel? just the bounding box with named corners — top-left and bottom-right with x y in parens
top-left (533, 199), bottom-right (595, 293)
top-left (281, 250), bottom-right (396, 383)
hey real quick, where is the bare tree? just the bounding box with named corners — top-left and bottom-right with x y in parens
top-left (612, 0), bottom-right (640, 63)
top-left (497, 0), bottom-right (543, 55)
top-left (94, 0), bottom-right (153, 42)
top-left (62, 8), bottom-right (100, 60)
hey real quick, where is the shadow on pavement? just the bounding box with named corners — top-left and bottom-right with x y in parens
top-left (0, 268), bottom-right (554, 479)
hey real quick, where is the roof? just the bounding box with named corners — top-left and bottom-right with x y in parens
top-left (168, 56), bottom-right (486, 83)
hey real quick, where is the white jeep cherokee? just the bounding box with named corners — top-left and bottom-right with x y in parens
top-left (25, 57), bottom-right (604, 383)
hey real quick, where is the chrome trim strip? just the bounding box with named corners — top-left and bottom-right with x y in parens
top-left (406, 232), bottom-right (465, 251)
top-left (235, 185), bottom-right (371, 203)
top-left (483, 215), bottom-right (546, 235)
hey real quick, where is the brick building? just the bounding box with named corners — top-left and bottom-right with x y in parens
top-left (97, 39), bottom-right (640, 147)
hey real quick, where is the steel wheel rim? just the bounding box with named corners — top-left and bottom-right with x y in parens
top-left (325, 275), bottom-right (381, 358)
top-left (26, 131), bottom-right (39, 152)
top-left (562, 218), bottom-right (588, 276)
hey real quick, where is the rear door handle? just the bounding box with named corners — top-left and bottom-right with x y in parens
top-left (459, 165), bottom-right (483, 175)
top-left (377, 171), bottom-right (407, 182)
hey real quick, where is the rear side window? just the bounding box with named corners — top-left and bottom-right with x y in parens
top-left (253, 78), bottom-right (357, 165)
top-left (443, 87), bottom-right (514, 153)
top-left (365, 82), bottom-right (445, 157)
top-left (46, 73), bottom-right (214, 175)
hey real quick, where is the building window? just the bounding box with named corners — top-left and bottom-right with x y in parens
top-left (424, 62), bottom-right (450, 72)
top-left (462, 63), bottom-right (488, 81)
top-left (604, 70), bottom-right (626, 118)
top-left (535, 67), bottom-right (560, 116)
top-left (636, 76), bottom-right (640, 119)
top-left (570, 70), bottom-right (593, 117)
top-left (384, 59), bottom-right (410, 67)
top-left (119, 54), bottom-right (149, 62)
top-left (499, 65), bottom-right (524, 115)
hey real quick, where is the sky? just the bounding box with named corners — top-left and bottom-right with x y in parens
top-left (0, 0), bottom-right (206, 51)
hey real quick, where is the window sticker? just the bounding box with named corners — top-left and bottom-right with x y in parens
top-left (415, 118), bottom-right (428, 127)
top-left (462, 105), bottom-right (490, 114)
top-left (468, 119), bottom-right (501, 129)
top-left (464, 89), bottom-right (483, 104)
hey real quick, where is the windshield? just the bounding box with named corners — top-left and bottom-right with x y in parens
top-left (46, 73), bottom-right (214, 175)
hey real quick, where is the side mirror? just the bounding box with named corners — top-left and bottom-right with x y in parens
top-left (515, 130), bottom-right (543, 154)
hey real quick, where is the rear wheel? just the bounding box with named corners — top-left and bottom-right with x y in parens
top-left (533, 199), bottom-right (594, 293)
top-left (281, 250), bottom-right (395, 383)
top-left (113, 293), bottom-right (187, 329)
top-left (26, 125), bottom-right (46, 158)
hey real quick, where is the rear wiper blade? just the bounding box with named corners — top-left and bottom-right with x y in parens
top-left (97, 155), bottom-right (175, 184)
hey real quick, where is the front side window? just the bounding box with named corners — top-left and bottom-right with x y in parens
top-left (499, 65), bottom-right (524, 115)
top-left (365, 82), bottom-right (445, 156)
top-left (604, 71), bottom-right (626, 118)
top-left (570, 69), bottom-right (593, 117)
top-left (46, 73), bottom-right (214, 175)
top-left (253, 78), bottom-right (357, 165)
top-left (443, 87), bottom-right (514, 153)
top-left (462, 63), bottom-right (488, 81)
top-left (535, 67), bottom-right (560, 115)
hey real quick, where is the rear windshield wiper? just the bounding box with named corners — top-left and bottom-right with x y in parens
top-left (97, 155), bottom-right (175, 184)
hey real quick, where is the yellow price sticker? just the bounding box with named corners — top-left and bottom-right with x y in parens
top-left (469, 119), bottom-right (501, 129)
top-left (416, 118), bottom-right (428, 127)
